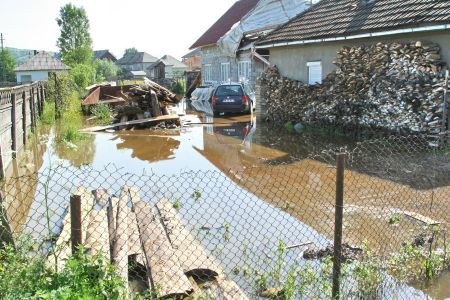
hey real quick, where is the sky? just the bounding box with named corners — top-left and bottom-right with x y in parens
top-left (0, 0), bottom-right (237, 60)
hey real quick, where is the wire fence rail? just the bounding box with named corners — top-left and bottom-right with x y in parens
top-left (0, 135), bottom-right (449, 299)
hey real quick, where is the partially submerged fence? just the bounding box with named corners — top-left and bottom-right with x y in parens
top-left (0, 82), bottom-right (46, 179)
top-left (0, 136), bottom-right (449, 299)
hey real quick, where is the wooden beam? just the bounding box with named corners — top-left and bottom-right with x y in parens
top-left (111, 188), bottom-right (129, 285)
top-left (85, 209), bottom-right (110, 258)
top-left (22, 91), bottom-right (27, 147)
top-left (11, 92), bottom-right (16, 158)
top-left (81, 115), bottom-right (180, 132)
top-left (70, 195), bottom-right (82, 254)
top-left (156, 199), bottom-right (222, 279)
top-left (134, 200), bottom-right (193, 298)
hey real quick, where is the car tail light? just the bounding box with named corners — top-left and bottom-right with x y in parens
top-left (242, 126), bottom-right (249, 136)
top-left (211, 96), bottom-right (217, 105)
top-left (242, 95), bottom-right (248, 103)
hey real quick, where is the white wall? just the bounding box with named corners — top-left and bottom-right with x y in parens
top-left (16, 71), bottom-right (50, 83)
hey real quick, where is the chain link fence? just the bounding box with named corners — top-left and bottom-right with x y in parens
top-left (0, 135), bottom-right (449, 299)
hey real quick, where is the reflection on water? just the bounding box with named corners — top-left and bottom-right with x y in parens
top-left (53, 133), bottom-right (96, 167)
top-left (115, 132), bottom-right (180, 163)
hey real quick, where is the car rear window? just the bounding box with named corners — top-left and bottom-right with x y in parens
top-left (215, 85), bottom-right (243, 96)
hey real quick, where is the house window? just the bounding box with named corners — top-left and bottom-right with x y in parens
top-left (307, 61), bottom-right (322, 84)
top-left (203, 64), bottom-right (212, 83)
top-left (20, 75), bottom-right (32, 83)
top-left (220, 62), bottom-right (230, 82)
top-left (238, 61), bottom-right (251, 82)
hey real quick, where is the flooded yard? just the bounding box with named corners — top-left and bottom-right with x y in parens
top-left (1, 102), bottom-right (449, 299)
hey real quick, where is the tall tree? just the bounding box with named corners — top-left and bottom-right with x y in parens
top-left (124, 48), bottom-right (138, 55)
top-left (0, 50), bottom-right (16, 82)
top-left (56, 4), bottom-right (93, 66)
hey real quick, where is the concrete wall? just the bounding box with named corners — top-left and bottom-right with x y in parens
top-left (269, 30), bottom-right (450, 82)
top-left (15, 71), bottom-right (49, 83)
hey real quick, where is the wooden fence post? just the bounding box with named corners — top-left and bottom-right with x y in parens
top-left (70, 195), bottom-right (82, 254)
top-left (36, 86), bottom-right (42, 117)
top-left (30, 87), bottom-right (36, 133)
top-left (332, 152), bottom-right (346, 300)
top-left (22, 91), bottom-right (27, 147)
top-left (11, 92), bottom-right (17, 158)
top-left (40, 84), bottom-right (45, 113)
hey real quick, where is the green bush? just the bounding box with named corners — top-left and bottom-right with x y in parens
top-left (39, 102), bottom-right (56, 125)
top-left (70, 63), bottom-right (95, 90)
top-left (91, 103), bottom-right (112, 124)
top-left (0, 243), bottom-right (126, 299)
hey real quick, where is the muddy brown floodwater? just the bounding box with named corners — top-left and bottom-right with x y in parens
top-left (1, 106), bottom-right (449, 299)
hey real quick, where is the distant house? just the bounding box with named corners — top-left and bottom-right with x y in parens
top-left (116, 52), bottom-right (158, 72)
top-left (93, 50), bottom-right (117, 62)
top-left (148, 55), bottom-right (187, 79)
top-left (14, 51), bottom-right (69, 83)
top-left (255, 0), bottom-right (450, 84)
top-left (182, 48), bottom-right (201, 72)
top-left (189, 0), bottom-right (313, 87)
top-left (130, 71), bottom-right (147, 80)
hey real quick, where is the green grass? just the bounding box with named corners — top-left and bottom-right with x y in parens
top-left (56, 93), bottom-right (85, 144)
top-left (38, 103), bottom-right (56, 126)
top-left (0, 242), bottom-right (126, 299)
top-left (91, 103), bottom-right (112, 124)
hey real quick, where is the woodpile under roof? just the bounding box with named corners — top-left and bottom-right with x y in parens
top-left (259, 40), bottom-right (448, 136)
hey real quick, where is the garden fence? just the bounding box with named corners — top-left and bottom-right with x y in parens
top-left (0, 135), bottom-right (449, 299)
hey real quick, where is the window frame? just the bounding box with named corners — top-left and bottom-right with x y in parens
top-left (307, 61), bottom-right (322, 85)
top-left (238, 61), bottom-right (251, 82)
top-left (220, 62), bottom-right (231, 82)
top-left (203, 64), bottom-right (212, 83)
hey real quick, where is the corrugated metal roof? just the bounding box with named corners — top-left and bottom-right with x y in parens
top-left (14, 51), bottom-right (70, 72)
top-left (257, 0), bottom-right (450, 46)
top-left (190, 0), bottom-right (260, 49)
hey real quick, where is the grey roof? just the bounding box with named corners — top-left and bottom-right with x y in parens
top-left (257, 0), bottom-right (450, 46)
top-left (148, 55), bottom-right (187, 70)
top-left (130, 71), bottom-right (147, 76)
top-left (15, 51), bottom-right (69, 72)
top-left (94, 50), bottom-right (117, 61)
top-left (182, 48), bottom-right (201, 58)
top-left (116, 52), bottom-right (158, 65)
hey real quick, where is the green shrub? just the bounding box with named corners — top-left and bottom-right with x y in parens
top-left (91, 103), bottom-right (112, 124)
top-left (39, 102), bottom-right (56, 125)
top-left (70, 63), bottom-right (95, 90)
top-left (0, 243), bottom-right (126, 299)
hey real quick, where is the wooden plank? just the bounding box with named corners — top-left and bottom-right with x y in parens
top-left (111, 188), bottom-right (129, 285)
top-left (156, 199), bottom-right (222, 279)
top-left (30, 88), bottom-right (36, 132)
top-left (11, 92), bottom-right (16, 157)
top-left (85, 209), bottom-right (110, 258)
top-left (107, 196), bottom-right (118, 261)
top-left (22, 91), bottom-right (27, 147)
top-left (134, 200), bottom-right (193, 298)
top-left (92, 188), bottom-right (110, 208)
top-left (47, 187), bottom-right (95, 271)
top-left (81, 115), bottom-right (180, 132)
top-left (205, 278), bottom-right (249, 300)
top-left (150, 91), bottom-right (161, 117)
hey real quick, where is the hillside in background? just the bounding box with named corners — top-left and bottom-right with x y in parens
top-left (5, 47), bottom-right (56, 65)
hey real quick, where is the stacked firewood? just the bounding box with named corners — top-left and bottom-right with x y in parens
top-left (259, 41), bottom-right (448, 135)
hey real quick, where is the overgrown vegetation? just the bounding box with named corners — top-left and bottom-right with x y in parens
top-left (171, 79), bottom-right (186, 95)
top-left (91, 103), bottom-right (112, 124)
top-left (0, 241), bottom-right (126, 299)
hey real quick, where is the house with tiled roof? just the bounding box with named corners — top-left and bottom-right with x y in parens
top-left (116, 51), bottom-right (158, 72)
top-left (189, 0), bottom-right (313, 87)
top-left (93, 50), bottom-right (117, 62)
top-left (256, 0), bottom-right (450, 84)
top-left (14, 51), bottom-right (69, 83)
top-left (182, 48), bottom-right (201, 72)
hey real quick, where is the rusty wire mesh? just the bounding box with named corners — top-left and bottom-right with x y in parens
top-left (0, 135), bottom-right (449, 299)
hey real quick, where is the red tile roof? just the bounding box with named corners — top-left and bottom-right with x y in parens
top-left (257, 0), bottom-right (450, 46)
top-left (190, 0), bottom-right (260, 49)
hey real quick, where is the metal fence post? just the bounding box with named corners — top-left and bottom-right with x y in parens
top-left (332, 151), bottom-right (346, 299)
top-left (70, 195), bottom-right (82, 253)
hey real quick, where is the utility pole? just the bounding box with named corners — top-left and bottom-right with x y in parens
top-left (0, 33), bottom-right (4, 51)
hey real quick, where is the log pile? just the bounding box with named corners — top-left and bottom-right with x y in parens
top-left (259, 41), bottom-right (448, 135)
